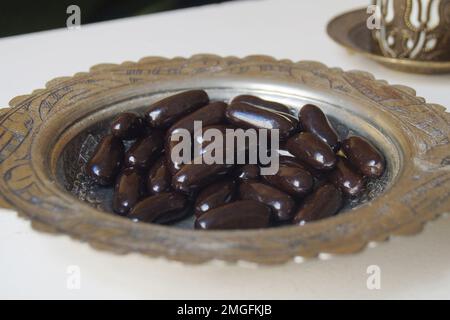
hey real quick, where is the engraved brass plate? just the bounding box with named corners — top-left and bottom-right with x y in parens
top-left (0, 55), bottom-right (449, 264)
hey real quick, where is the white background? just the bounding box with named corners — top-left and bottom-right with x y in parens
top-left (0, 0), bottom-right (449, 299)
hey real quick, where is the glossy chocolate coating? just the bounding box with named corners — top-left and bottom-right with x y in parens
top-left (113, 167), bottom-right (145, 215)
top-left (145, 90), bottom-right (209, 128)
top-left (125, 130), bottom-right (163, 168)
top-left (110, 112), bottom-right (146, 140)
top-left (168, 101), bottom-right (227, 135)
top-left (165, 136), bottom-right (185, 175)
top-left (293, 183), bottom-right (342, 225)
top-left (299, 104), bottom-right (339, 151)
top-left (195, 200), bottom-right (271, 230)
top-left (328, 156), bottom-right (365, 197)
top-left (128, 192), bottom-right (188, 223)
top-left (86, 134), bottom-right (124, 186)
top-left (278, 155), bottom-right (306, 169)
top-left (239, 181), bottom-right (296, 221)
top-left (341, 136), bottom-right (385, 178)
top-left (285, 132), bottom-right (337, 171)
top-left (147, 156), bottom-right (171, 194)
top-left (235, 164), bottom-right (260, 181)
top-left (165, 124), bottom-right (232, 175)
top-left (225, 102), bottom-right (299, 140)
top-left (279, 154), bottom-right (329, 189)
top-left (194, 124), bottom-right (233, 157)
top-left (172, 162), bottom-right (233, 193)
top-left (154, 203), bottom-right (193, 225)
top-left (262, 164), bottom-right (313, 198)
top-left (231, 95), bottom-right (291, 114)
top-left (198, 126), bottom-right (275, 166)
top-left (278, 154), bottom-right (327, 180)
top-left (194, 124), bottom-right (246, 165)
top-left (194, 179), bottom-right (237, 217)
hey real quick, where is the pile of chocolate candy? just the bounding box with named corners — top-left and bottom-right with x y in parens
top-left (86, 90), bottom-right (385, 230)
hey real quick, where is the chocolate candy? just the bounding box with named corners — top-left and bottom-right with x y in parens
top-left (156, 206), bottom-right (193, 224)
top-left (278, 155), bottom-right (328, 184)
top-left (278, 155), bottom-right (306, 169)
top-left (235, 164), bottom-right (260, 181)
top-left (195, 200), bottom-right (271, 230)
top-left (231, 95), bottom-right (291, 114)
top-left (194, 124), bottom-right (227, 153)
top-left (147, 156), bottom-right (171, 194)
top-left (172, 162), bottom-right (233, 193)
top-left (165, 124), bottom-right (232, 175)
top-left (194, 179), bottom-right (236, 217)
top-left (195, 124), bottom-right (244, 165)
top-left (125, 130), bottom-right (164, 168)
top-left (128, 192), bottom-right (188, 223)
top-left (110, 112), bottom-right (146, 140)
top-left (179, 123), bottom-right (263, 168)
top-left (225, 102), bottom-right (299, 140)
top-left (293, 183), bottom-right (343, 225)
top-left (168, 101), bottom-right (227, 135)
top-left (328, 156), bottom-right (365, 197)
top-left (299, 104), bottom-right (339, 151)
top-left (341, 136), bottom-right (385, 178)
top-left (86, 134), bottom-right (124, 186)
top-left (285, 132), bottom-right (337, 171)
top-left (239, 181), bottom-right (296, 221)
top-left (113, 167), bottom-right (145, 215)
top-left (262, 165), bottom-right (313, 198)
top-left (85, 92), bottom-right (388, 230)
top-left (165, 137), bottom-right (186, 175)
top-left (145, 90), bottom-right (209, 128)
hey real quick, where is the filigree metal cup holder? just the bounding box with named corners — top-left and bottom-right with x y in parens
top-left (328, 8), bottom-right (450, 73)
top-left (0, 55), bottom-right (449, 264)
top-left (372, 0), bottom-right (450, 61)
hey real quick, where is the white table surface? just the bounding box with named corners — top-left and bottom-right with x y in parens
top-left (1, 0), bottom-right (449, 299)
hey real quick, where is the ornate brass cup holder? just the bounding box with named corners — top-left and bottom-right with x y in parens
top-left (0, 55), bottom-right (449, 264)
top-left (327, 9), bottom-right (450, 74)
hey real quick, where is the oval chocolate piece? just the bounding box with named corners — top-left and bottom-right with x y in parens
top-left (231, 95), bottom-right (291, 114)
top-left (128, 192), bottom-right (188, 223)
top-left (168, 101), bottom-right (227, 135)
top-left (285, 132), bottom-right (337, 171)
top-left (165, 124), bottom-right (233, 175)
top-left (328, 156), bottom-right (365, 197)
top-left (164, 136), bottom-right (187, 175)
top-left (195, 200), bottom-right (271, 230)
top-left (239, 181), bottom-right (296, 221)
top-left (110, 112), bottom-right (146, 140)
top-left (147, 156), bottom-right (171, 194)
top-left (194, 179), bottom-right (236, 217)
top-left (341, 136), bottom-right (385, 178)
top-left (145, 90), bottom-right (209, 128)
top-left (278, 154), bottom-right (328, 182)
top-left (278, 155), bottom-right (306, 169)
top-left (155, 203), bottom-right (192, 225)
top-left (86, 134), bottom-right (124, 186)
top-left (113, 167), bottom-right (145, 215)
top-left (293, 183), bottom-right (342, 225)
top-left (262, 164), bottom-right (313, 198)
top-left (234, 164), bottom-right (260, 181)
top-left (125, 130), bottom-right (164, 168)
top-left (225, 102), bottom-right (299, 140)
top-left (172, 162), bottom-right (233, 193)
top-left (196, 125), bottom-right (237, 161)
top-left (299, 104), bottom-right (339, 151)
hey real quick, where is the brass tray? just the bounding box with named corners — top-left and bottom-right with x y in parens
top-left (327, 8), bottom-right (450, 74)
top-left (0, 55), bottom-right (449, 264)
